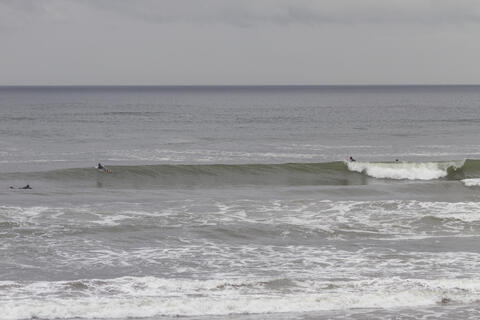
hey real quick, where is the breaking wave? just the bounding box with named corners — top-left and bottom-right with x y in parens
top-left (2, 276), bottom-right (480, 319)
top-left (3, 159), bottom-right (480, 187)
top-left (462, 178), bottom-right (480, 187)
top-left (346, 161), bottom-right (462, 180)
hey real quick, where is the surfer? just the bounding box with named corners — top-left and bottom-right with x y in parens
top-left (349, 156), bottom-right (356, 162)
top-left (97, 163), bottom-right (111, 173)
top-left (9, 184), bottom-right (32, 189)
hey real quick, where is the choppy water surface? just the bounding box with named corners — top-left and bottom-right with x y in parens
top-left (1, 86), bottom-right (480, 320)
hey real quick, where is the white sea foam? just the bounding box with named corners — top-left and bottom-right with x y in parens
top-left (346, 161), bottom-right (460, 180)
top-left (216, 199), bottom-right (480, 230)
top-left (3, 201), bottom-right (480, 319)
top-left (3, 199), bottom-right (480, 242)
top-left (2, 276), bottom-right (480, 319)
top-left (0, 206), bottom-right (53, 226)
top-left (462, 178), bottom-right (480, 187)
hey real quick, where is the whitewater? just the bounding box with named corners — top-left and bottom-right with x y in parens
top-left (2, 85), bottom-right (480, 320)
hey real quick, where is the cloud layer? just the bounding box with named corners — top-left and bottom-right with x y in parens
top-left (2, 0), bottom-right (480, 28)
top-left (1, 0), bottom-right (479, 85)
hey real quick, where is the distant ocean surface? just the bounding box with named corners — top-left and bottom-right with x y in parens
top-left (2, 85), bottom-right (480, 320)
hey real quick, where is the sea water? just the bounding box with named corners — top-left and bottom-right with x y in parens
top-left (1, 85), bottom-right (480, 319)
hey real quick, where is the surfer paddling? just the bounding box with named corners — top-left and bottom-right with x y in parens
top-left (349, 156), bottom-right (356, 162)
top-left (9, 184), bottom-right (32, 190)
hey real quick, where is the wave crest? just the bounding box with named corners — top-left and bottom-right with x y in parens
top-left (3, 159), bottom-right (480, 187)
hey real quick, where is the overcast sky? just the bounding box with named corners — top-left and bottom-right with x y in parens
top-left (1, 0), bottom-right (479, 85)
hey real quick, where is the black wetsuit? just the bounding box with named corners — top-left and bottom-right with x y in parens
top-left (10, 185), bottom-right (32, 189)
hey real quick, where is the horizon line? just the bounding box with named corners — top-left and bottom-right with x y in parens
top-left (1, 84), bottom-right (480, 87)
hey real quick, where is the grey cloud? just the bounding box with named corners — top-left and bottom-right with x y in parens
top-left (82, 0), bottom-right (480, 26)
top-left (2, 0), bottom-right (480, 85)
top-left (0, 0), bottom-right (76, 29)
top-left (2, 0), bottom-right (480, 28)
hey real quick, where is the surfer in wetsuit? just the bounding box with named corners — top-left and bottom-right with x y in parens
top-left (349, 156), bottom-right (356, 162)
top-left (97, 163), bottom-right (111, 173)
top-left (9, 184), bottom-right (32, 189)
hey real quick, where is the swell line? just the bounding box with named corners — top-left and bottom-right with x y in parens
top-left (2, 160), bottom-right (479, 188)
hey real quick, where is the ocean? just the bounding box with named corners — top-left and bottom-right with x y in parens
top-left (1, 85), bottom-right (480, 319)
